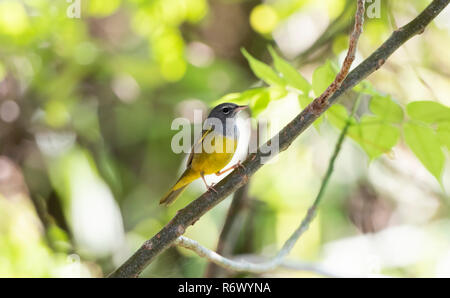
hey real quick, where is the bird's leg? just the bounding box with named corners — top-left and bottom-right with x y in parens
top-left (201, 172), bottom-right (218, 193)
top-left (215, 160), bottom-right (246, 176)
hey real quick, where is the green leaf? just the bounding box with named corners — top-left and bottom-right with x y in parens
top-left (214, 87), bottom-right (279, 116)
top-left (312, 60), bottom-right (337, 97)
top-left (352, 80), bottom-right (379, 95)
top-left (332, 34), bottom-right (349, 55)
top-left (403, 121), bottom-right (444, 181)
top-left (268, 46), bottom-right (310, 94)
top-left (217, 92), bottom-right (242, 104)
top-left (213, 88), bottom-right (262, 106)
top-left (247, 89), bottom-right (270, 116)
top-left (437, 122), bottom-right (450, 150)
top-left (241, 48), bottom-right (285, 87)
top-left (326, 104), bottom-right (352, 130)
top-left (369, 95), bottom-right (404, 123)
top-left (406, 101), bottom-right (450, 124)
top-left (268, 86), bottom-right (288, 101)
top-left (298, 94), bottom-right (312, 109)
top-left (328, 106), bottom-right (400, 160)
top-left (351, 115), bottom-right (400, 159)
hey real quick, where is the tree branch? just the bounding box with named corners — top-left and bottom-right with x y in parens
top-left (173, 96), bottom-right (359, 274)
top-left (174, 237), bottom-right (338, 277)
top-left (231, 254), bottom-right (341, 277)
top-left (109, 0), bottom-right (449, 278)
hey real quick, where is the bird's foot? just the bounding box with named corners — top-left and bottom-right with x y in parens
top-left (215, 160), bottom-right (246, 176)
top-left (207, 183), bottom-right (218, 194)
top-left (236, 160), bottom-right (246, 170)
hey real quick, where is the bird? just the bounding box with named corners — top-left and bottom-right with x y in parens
top-left (160, 102), bottom-right (248, 206)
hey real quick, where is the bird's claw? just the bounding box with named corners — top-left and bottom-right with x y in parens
top-left (236, 160), bottom-right (246, 170)
top-left (207, 183), bottom-right (218, 193)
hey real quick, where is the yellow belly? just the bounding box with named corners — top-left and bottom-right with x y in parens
top-left (191, 135), bottom-right (237, 175)
top-left (171, 133), bottom-right (238, 191)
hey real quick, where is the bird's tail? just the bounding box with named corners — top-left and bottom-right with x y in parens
top-left (159, 185), bottom-right (188, 206)
top-left (159, 168), bottom-right (198, 206)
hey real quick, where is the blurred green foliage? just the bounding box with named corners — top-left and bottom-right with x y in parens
top-left (0, 0), bottom-right (449, 278)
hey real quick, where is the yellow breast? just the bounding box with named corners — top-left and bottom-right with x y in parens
top-left (190, 133), bottom-right (238, 175)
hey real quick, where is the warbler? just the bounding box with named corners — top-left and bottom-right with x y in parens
top-left (160, 103), bottom-right (248, 206)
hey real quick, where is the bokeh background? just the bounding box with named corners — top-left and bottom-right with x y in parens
top-left (0, 0), bottom-right (449, 277)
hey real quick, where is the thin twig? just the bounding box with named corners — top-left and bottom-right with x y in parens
top-left (309, 0), bottom-right (364, 113)
top-left (231, 254), bottom-right (341, 277)
top-left (174, 237), bottom-right (338, 277)
top-left (109, 0), bottom-right (449, 278)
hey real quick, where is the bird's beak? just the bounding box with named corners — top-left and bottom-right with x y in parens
top-left (235, 105), bottom-right (249, 112)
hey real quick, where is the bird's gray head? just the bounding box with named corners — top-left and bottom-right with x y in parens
top-left (204, 103), bottom-right (248, 137)
top-left (207, 103), bottom-right (247, 121)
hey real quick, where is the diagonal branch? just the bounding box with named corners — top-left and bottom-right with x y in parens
top-left (109, 0), bottom-right (449, 278)
top-left (174, 96), bottom-right (360, 274)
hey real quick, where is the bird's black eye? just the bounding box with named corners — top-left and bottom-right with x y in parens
top-left (222, 107), bottom-right (230, 114)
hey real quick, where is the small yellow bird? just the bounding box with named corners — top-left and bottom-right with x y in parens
top-left (160, 103), bottom-right (248, 206)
